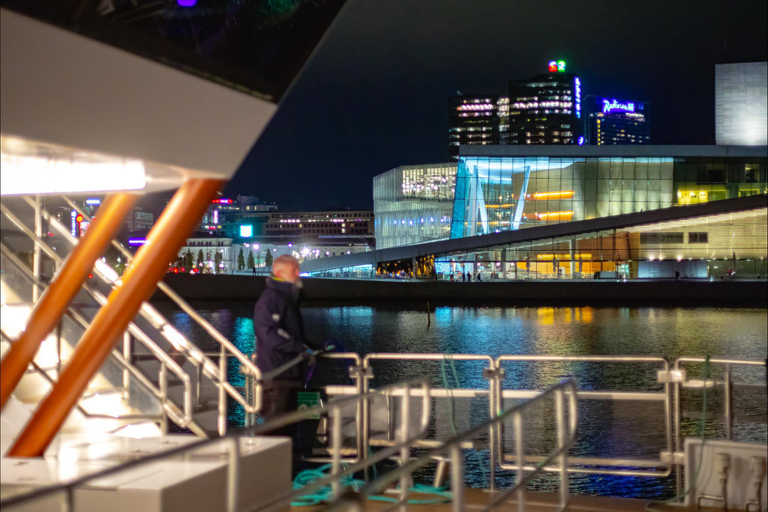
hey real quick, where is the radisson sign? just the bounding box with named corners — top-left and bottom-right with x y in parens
top-left (602, 98), bottom-right (636, 113)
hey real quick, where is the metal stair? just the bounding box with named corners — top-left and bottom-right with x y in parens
top-left (1, 194), bottom-right (264, 444)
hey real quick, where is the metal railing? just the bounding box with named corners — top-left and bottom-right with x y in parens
top-left (0, 329), bottom-right (163, 425)
top-left (60, 195), bottom-right (264, 436)
top-left (319, 352), bottom-right (765, 501)
top-left (0, 377), bottom-right (431, 512)
top-left (495, 355), bottom-right (673, 478)
top-left (328, 378), bottom-right (579, 512)
top-left (672, 357), bottom-right (768, 501)
top-left (2, 347), bottom-right (764, 510)
top-left (0, 241), bottom-right (195, 432)
top-left (2, 195), bottom-right (266, 437)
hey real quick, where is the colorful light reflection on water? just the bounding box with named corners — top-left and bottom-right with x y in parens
top-left (157, 302), bottom-right (767, 499)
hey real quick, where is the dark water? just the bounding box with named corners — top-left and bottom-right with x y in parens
top-left (156, 301), bottom-right (768, 499)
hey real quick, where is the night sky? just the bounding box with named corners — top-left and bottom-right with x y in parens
top-left (222, 0), bottom-right (767, 211)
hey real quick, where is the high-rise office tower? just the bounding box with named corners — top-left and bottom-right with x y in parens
top-left (448, 95), bottom-right (509, 159)
top-left (583, 96), bottom-right (651, 145)
top-left (508, 62), bottom-right (582, 145)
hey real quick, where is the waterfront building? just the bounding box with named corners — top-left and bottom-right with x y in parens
top-left (450, 146), bottom-right (765, 239)
top-left (313, 145), bottom-right (766, 280)
top-left (259, 210), bottom-right (374, 237)
top-left (448, 95), bottom-right (509, 159)
top-left (200, 195), bottom-right (277, 235)
top-left (303, 194), bottom-right (767, 281)
top-left (583, 96), bottom-right (651, 145)
top-left (716, 62), bottom-right (768, 146)
top-left (373, 146), bottom-right (766, 246)
top-left (124, 206), bottom-right (154, 233)
top-left (373, 163), bottom-right (457, 249)
top-left (508, 66), bottom-right (582, 145)
top-left (176, 234), bottom-right (234, 273)
top-left (177, 223), bottom-right (373, 273)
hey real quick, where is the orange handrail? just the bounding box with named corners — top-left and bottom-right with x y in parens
top-left (9, 179), bottom-right (223, 457)
top-left (0, 193), bottom-right (139, 411)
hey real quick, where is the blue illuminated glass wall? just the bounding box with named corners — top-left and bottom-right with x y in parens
top-left (450, 156), bottom-right (676, 238)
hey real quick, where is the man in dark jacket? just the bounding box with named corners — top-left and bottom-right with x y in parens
top-left (254, 255), bottom-right (321, 428)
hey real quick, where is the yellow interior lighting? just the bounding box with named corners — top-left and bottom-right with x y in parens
top-left (537, 211), bottom-right (574, 220)
top-left (529, 191), bottom-right (575, 200)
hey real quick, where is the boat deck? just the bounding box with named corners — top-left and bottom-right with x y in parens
top-left (295, 488), bottom-right (720, 511)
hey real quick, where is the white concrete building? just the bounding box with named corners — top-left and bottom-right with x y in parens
top-left (715, 62), bottom-right (768, 146)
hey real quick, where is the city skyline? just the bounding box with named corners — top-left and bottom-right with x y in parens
top-left (222, 0), bottom-right (767, 212)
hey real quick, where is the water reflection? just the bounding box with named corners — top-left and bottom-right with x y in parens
top-left (154, 302), bottom-right (767, 499)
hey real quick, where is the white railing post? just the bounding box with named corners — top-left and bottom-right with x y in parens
top-left (225, 437), bottom-right (240, 512)
top-left (555, 388), bottom-right (569, 510)
top-left (514, 411), bottom-right (526, 512)
top-left (32, 195), bottom-right (42, 302)
top-left (159, 362), bottom-right (168, 434)
top-left (218, 345), bottom-right (227, 436)
top-left (331, 404), bottom-right (343, 500)
top-left (123, 331), bottom-right (131, 403)
top-left (399, 383), bottom-right (411, 511)
top-left (450, 444), bottom-right (464, 512)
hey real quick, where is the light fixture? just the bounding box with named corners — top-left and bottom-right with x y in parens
top-left (1, 153), bottom-right (146, 195)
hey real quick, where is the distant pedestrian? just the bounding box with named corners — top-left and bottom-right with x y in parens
top-left (466, 272), bottom-right (471, 282)
top-left (449, 274), bottom-right (454, 282)
top-left (462, 272), bottom-right (466, 282)
top-left (252, 266), bottom-right (257, 275)
top-left (253, 255), bottom-right (322, 431)
top-left (675, 270), bottom-right (680, 281)
top-left (477, 273), bottom-right (482, 282)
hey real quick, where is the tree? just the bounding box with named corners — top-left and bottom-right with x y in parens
top-left (214, 252), bottom-right (223, 274)
top-left (247, 250), bottom-right (255, 269)
top-left (197, 249), bottom-right (204, 269)
top-left (237, 248), bottom-right (245, 271)
top-left (264, 250), bottom-right (273, 267)
top-left (185, 250), bottom-right (194, 270)
top-left (255, 250), bottom-right (262, 267)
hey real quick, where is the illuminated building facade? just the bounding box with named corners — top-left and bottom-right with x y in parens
top-left (584, 96), bottom-right (651, 145)
top-left (176, 231), bottom-right (372, 274)
top-left (374, 163), bottom-right (457, 249)
top-left (303, 195), bottom-right (767, 281)
top-left (716, 62), bottom-right (768, 146)
top-left (435, 204), bottom-right (766, 280)
top-left (260, 210), bottom-right (374, 237)
top-left (451, 145), bottom-right (766, 238)
top-left (124, 207), bottom-right (154, 233)
top-left (508, 71), bottom-right (582, 145)
top-left (200, 195), bottom-right (277, 234)
top-left (316, 146), bottom-right (767, 281)
top-left (448, 95), bottom-right (509, 159)
top-left (372, 146), bottom-right (765, 249)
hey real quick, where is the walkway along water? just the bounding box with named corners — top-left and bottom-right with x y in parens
top-left (157, 274), bottom-right (768, 305)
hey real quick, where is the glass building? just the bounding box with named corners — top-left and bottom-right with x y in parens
top-left (373, 163), bottom-right (457, 249)
top-left (435, 206), bottom-right (767, 281)
top-left (508, 73), bottom-right (582, 145)
top-left (448, 95), bottom-right (509, 159)
top-left (450, 146), bottom-right (766, 239)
